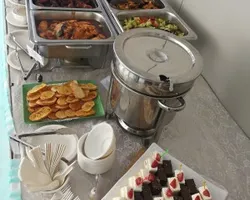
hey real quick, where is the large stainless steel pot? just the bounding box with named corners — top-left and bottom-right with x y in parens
top-left (110, 63), bottom-right (186, 136)
top-left (109, 29), bottom-right (203, 137)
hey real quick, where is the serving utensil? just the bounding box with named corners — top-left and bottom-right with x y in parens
top-left (50, 185), bottom-right (71, 200)
top-left (53, 161), bottom-right (76, 185)
top-left (89, 174), bottom-right (100, 200)
top-left (18, 127), bottom-right (77, 138)
top-left (62, 187), bottom-right (74, 200)
top-left (50, 144), bottom-right (66, 177)
top-left (10, 33), bottom-right (38, 80)
top-left (9, 32), bottom-right (28, 54)
top-left (45, 143), bottom-right (52, 174)
top-left (9, 135), bottom-right (69, 164)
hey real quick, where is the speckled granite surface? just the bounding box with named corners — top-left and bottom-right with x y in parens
top-left (10, 69), bottom-right (250, 200)
top-left (4, 1), bottom-right (250, 200)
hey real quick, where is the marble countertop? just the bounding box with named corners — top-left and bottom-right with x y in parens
top-left (4, 1), bottom-right (250, 200)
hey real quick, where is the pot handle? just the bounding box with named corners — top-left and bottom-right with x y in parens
top-left (158, 97), bottom-right (186, 112)
top-left (65, 45), bottom-right (92, 49)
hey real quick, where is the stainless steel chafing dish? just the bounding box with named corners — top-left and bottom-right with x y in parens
top-left (106, 0), bottom-right (166, 12)
top-left (101, 0), bottom-right (197, 40)
top-left (107, 29), bottom-right (203, 137)
top-left (28, 10), bottom-right (116, 58)
top-left (28, 0), bottom-right (103, 12)
top-left (116, 10), bottom-right (190, 37)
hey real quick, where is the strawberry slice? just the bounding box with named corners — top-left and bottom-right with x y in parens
top-left (170, 178), bottom-right (177, 189)
top-left (136, 177), bottom-right (143, 186)
top-left (177, 172), bottom-right (184, 182)
top-left (155, 153), bottom-right (161, 162)
top-left (166, 188), bottom-right (173, 197)
top-left (151, 160), bottom-right (158, 168)
top-left (194, 195), bottom-right (201, 200)
top-left (203, 189), bottom-right (211, 197)
top-left (128, 189), bottom-right (133, 199)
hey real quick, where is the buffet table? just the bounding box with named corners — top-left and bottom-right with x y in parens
top-left (4, 0), bottom-right (250, 200)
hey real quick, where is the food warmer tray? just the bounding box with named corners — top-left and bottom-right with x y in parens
top-left (28, 0), bottom-right (104, 12)
top-left (27, 10), bottom-right (117, 58)
top-left (101, 0), bottom-right (197, 40)
top-left (102, 143), bottom-right (229, 200)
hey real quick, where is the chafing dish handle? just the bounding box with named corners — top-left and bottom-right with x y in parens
top-left (158, 97), bottom-right (186, 112)
top-left (65, 45), bottom-right (92, 49)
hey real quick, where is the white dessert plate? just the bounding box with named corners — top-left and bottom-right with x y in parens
top-left (24, 125), bottom-right (78, 162)
top-left (102, 143), bottom-right (229, 200)
top-left (8, 0), bottom-right (26, 7)
top-left (6, 11), bottom-right (28, 28)
top-left (7, 50), bottom-right (36, 71)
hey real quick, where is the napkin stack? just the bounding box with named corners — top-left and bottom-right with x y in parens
top-left (19, 143), bottom-right (68, 192)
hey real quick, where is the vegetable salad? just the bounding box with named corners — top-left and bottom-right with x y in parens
top-left (122, 17), bottom-right (185, 37)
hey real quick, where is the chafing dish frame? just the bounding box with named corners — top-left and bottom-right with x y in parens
top-left (29, 10), bottom-right (116, 45)
top-left (101, 0), bottom-right (197, 40)
top-left (27, 10), bottom-right (117, 58)
top-left (117, 10), bottom-right (190, 36)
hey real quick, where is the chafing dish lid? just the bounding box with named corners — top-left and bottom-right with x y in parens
top-left (113, 29), bottom-right (202, 85)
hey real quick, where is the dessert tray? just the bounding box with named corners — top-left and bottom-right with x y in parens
top-left (102, 143), bottom-right (228, 200)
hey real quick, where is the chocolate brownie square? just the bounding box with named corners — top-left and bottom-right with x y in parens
top-left (185, 179), bottom-right (198, 195)
top-left (134, 191), bottom-right (143, 200)
top-left (149, 179), bottom-right (162, 195)
top-left (180, 185), bottom-right (192, 200)
top-left (162, 160), bottom-right (174, 177)
top-left (142, 183), bottom-right (153, 200)
top-left (156, 167), bottom-right (167, 186)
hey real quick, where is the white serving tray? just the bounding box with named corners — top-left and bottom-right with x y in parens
top-left (102, 143), bottom-right (228, 200)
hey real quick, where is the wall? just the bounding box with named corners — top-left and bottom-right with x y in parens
top-left (167, 0), bottom-right (250, 137)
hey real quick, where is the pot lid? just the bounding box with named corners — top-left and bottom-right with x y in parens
top-left (114, 29), bottom-right (202, 85)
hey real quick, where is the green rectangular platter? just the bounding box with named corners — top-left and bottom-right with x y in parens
top-left (22, 80), bottom-right (105, 124)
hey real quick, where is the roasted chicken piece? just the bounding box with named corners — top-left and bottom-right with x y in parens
top-left (142, 1), bottom-right (158, 9)
top-left (37, 19), bottom-right (106, 40)
top-left (92, 34), bottom-right (106, 40)
top-left (38, 21), bottom-right (48, 32)
top-left (112, 0), bottom-right (160, 9)
top-left (39, 30), bottom-right (56, 39)
top-left (71, 23), bottom-right (99, 39)
top-left (76, 1), bottom-right (92, 8)
top-left (35, 0), bottom-right (93, 8)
